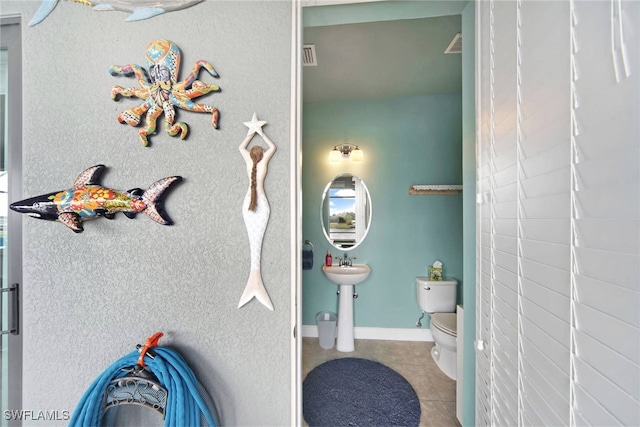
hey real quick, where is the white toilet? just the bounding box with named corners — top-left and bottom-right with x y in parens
top-left (416, 277), bottom-right (458, 380)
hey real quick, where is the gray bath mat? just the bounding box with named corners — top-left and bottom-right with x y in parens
top-left (303, 357), bottom-right (421, 426)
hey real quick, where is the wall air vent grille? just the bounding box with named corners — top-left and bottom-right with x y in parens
top-left (303, 44), bottom-right (317, 66)
top-left (444, 33), bottom-right (462, 54)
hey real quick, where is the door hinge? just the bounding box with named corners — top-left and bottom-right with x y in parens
top-left (0, 283), bottom-right (19, 335)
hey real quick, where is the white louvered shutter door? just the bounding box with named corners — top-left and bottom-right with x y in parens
top-left (475, 0), bottom-right (639, 425)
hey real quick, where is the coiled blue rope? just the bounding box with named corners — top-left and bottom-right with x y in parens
top-left (70, 346), bottom-right (218, 427)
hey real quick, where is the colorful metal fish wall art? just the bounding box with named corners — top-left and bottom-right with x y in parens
top-left (29, 0), bottom-right (204, 26)
top-left (110, 39), bottom-right (220, 147)
top-left (10, 165), bottom-right (181, 233)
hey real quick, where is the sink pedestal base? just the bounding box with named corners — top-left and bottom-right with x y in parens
top-left (321, 264), bottom-right (370, 353)
top-left (336, 284), bottom-right (355, 352)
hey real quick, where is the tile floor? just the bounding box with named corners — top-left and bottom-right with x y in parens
top-left (302, 337), bottom-right (461, 427)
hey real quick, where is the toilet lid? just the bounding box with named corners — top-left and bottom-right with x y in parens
top-left (431, 313), bottom-right (457, 336)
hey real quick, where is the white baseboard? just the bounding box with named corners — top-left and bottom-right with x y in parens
top-left (301, 325), bottom-right (433, 342)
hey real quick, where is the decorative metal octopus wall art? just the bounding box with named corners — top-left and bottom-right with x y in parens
top-left (109, 39), bottom-right (220, 147)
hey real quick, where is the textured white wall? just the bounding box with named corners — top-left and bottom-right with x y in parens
top-left (1, 1), bottom-right (292, 425)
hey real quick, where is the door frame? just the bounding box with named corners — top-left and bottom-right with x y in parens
top-left (0, 15), bottom-right (23, 427)
top-left (290, 1), bottom-right (303, 425)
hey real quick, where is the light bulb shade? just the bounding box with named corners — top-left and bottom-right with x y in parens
top-left (350, 148), bottom-right (363, 163)
top-left (329, 148), bottom-right (342, 164)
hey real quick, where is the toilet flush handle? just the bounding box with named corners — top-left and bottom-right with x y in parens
top-left (424, 286), bottom-right (431, 291)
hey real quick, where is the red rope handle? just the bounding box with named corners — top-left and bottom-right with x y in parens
top-left (138, 331), bottom-right (164, 367)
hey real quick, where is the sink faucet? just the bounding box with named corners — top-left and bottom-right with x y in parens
top-left (336, 253), bottom-right (356, 267)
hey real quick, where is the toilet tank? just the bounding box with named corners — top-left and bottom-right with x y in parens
top-left (415, 277), bottom-right (458, 313)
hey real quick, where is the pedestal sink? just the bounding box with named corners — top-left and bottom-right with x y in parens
top-left (322, 264), bottom-right (371, 352)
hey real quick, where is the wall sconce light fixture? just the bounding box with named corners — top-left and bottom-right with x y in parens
top-left (329, 144), bottom-right (364, 164)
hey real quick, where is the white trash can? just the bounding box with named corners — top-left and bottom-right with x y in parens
top-left (316, 311), bottom-right (337, 349)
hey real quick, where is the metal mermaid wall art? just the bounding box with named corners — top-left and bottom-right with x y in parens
top-left (238, 114), bottom-right (276, 311)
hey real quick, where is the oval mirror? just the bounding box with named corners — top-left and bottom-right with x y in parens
top-left (321, 173), bottom-right (372, 251)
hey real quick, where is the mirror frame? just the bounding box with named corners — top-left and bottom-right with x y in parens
top-left (320, 173), bottom-right (372, 251)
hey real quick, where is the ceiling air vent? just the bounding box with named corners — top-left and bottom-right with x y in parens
top-left (444, 33), bottom-right (462, 54)
top-left (303, 44), bottom-right (317, 66)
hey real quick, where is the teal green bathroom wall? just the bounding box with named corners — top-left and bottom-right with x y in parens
top-left (461, 1), bottom-right (476, 425)
top-left (302, 94), bottom-right (463, 328)
top-left (303, 0), bottom-right (467, 27)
